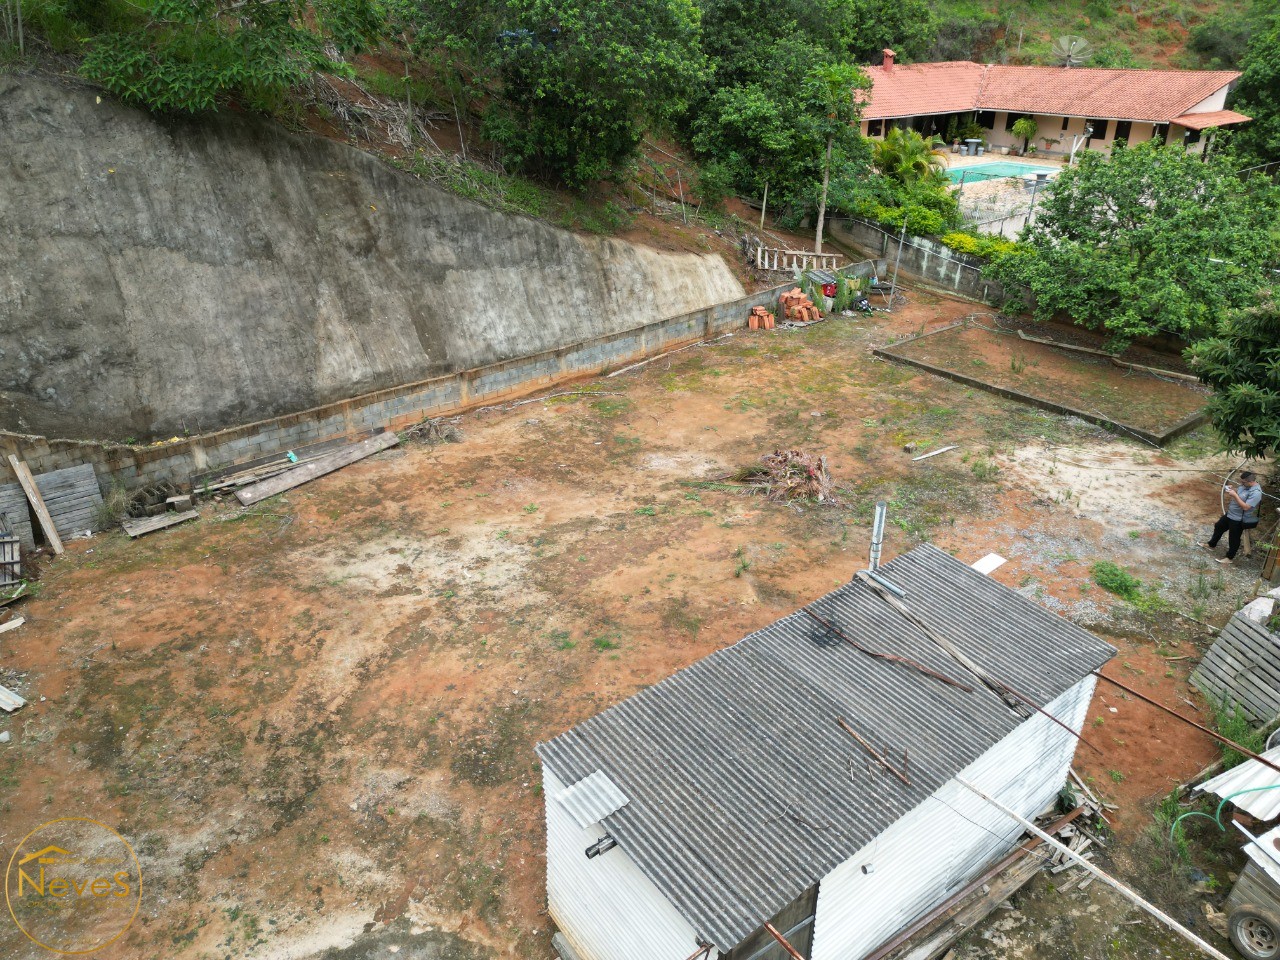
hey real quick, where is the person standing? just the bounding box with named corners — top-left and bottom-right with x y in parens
top-left (1206, 471), bottom-right (1263, 564)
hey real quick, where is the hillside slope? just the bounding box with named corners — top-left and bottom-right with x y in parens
top-left (929, 0), bottom-right (1228, 67)
top-left (0, 73), bottom-right (744, 442)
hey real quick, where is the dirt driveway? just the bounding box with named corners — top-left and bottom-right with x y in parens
top-left (0, 291), bottom-right (1262, 959)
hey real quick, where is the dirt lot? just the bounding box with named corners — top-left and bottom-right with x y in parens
top-left (886, 322), bottom-right (1209, 435)
top-left (0, 289), bottom-right (1268, 960)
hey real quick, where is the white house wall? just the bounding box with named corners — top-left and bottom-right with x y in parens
top-left (809, 675), bottom-right (1096, 960)
top-left (543, 766), bottom-right (704, 960)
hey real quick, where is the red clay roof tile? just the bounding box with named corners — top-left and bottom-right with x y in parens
top-left (861, 63), bottom-right (1240, 124)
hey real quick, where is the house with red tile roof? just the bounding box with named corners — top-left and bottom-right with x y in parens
top-left (859, 50), bottom-right (1248, 156)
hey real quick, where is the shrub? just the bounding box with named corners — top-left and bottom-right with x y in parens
top-left (940, 231), bottom-right (1020, 261)
top-left (1091, 560), bottom-right (1144, 603)
top-left (1215, 698), bottom-right (1266, 769)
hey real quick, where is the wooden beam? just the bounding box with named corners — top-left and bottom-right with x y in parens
top-left (8, 456), bottom-right (62, 555)
top-left (235, 431), bottom-right (399, 506)
top-left (0, 616), bottom-right (24, 635)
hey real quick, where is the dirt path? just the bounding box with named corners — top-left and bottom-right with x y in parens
top-left (0, 292), bottom-right (1258, 959)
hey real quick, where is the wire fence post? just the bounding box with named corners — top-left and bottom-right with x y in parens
top-left (887, 214), bottom-right (907, 311)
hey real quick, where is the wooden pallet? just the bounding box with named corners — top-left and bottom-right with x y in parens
top-left (121, 510), bottom-right (199, 539)
top-left (1192, 611), bottom-right (1280, 724)
top-left (0, 483), bottom-right (35, 551)
top-left (33, 464), bottom-right (104, 540)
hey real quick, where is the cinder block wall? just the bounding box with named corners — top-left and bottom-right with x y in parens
top-left (1, 276), bottom-right (864, 494)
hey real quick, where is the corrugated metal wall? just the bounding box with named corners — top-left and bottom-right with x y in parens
top-left (543, 766), bottom-right (706, 960)
top-left (809, 675), bottom-right (1096, 960)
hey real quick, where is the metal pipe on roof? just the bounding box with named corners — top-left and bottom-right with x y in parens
top-left (1093, 672), bottom-right (1280, 777)
top-left (957, 778), bottom-right (1234, 960)
top-left (763, 922), bottom-right (808, 960)
top-left (856, 570), bottom-right (1102, 755)
top-left (799, 606), bottom-right (974, 693)
top-left (869, 501), bottom-right (887, 571)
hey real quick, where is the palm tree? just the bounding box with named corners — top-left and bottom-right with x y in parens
top-left (872, 127), bottom-right (948, 186)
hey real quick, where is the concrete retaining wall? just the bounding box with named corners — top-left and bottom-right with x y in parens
top-left (0, 282), bottom-right (802, 494)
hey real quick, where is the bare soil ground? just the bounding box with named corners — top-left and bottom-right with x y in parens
top-left (0, 289), bottom-right (1265, 960)
top-left (886, 323), bottom-right (1208, 435)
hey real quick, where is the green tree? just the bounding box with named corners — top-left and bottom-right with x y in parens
top-left (78, 0), bottom-right (381, 113)
top-left (813, 62), bottom-right (871, 253)
top-left (1187, 292), bottom-right (1280, 457)
top-left (992, 141), bottom-right (1280, 345)
top-left (480, 0), bottom-right (706, 186)
top-left (872, 127), bottom-right (947, 186)
top-left (1230, 8), bottom-right (1280, 166)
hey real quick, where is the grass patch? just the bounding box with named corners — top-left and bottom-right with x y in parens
top-left (1215, 699), bottom-right (1266, 770)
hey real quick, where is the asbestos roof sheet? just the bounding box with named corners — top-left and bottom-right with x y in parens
top-left (555, 770), bottom-right (630, 829)
top-left (861, 62), bottom-right (1240, 124)
top-left (537, 544), bottom-right (1115, 949)
top-left (1197, 747), bottom-right (1280, 821)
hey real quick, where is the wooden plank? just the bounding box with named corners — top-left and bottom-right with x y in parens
top-left (121, 510), bottom-right (199, 539)
top-left (236, 431), bottom-right (399, 506)
top-left (8, 456), bottom-right (62, 555)
top-left (0, 616), bottom-right (23, 635)
top-left (0, 685), bottom-right (25, 712)
top-left (912, 445), bottom-right (958, 462)
top-left (189, 429), bottom-right (380, 489)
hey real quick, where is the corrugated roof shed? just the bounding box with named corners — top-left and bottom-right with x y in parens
top-left (860, 63), bottom-right (1241, 123)
top-left (537, 544), bottom-right (1115, 949)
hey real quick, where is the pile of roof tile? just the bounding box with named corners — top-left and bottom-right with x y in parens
top-left (748, 305), bottom-right (776, 330)
top-left (780, 288), bottom-right (822, 324)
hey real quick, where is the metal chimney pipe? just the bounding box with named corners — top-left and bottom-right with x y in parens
top-left (869, 501), bottom-right (887, 571)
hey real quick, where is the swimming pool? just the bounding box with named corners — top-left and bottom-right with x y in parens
top-left (945, 161), bottom-right (1058, 184)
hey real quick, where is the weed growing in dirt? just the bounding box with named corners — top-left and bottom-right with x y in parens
top-left (591, 634), bottom-right (620, 651)
top-left (1214, 699), bottom-right (1266, 769)
top-left (1092, 560), bottom-right (1169, 615)
top-left (733, 547), bottom-right (751, 577)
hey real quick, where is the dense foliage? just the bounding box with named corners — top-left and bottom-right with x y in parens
top-left (1229, 7), bottom-right (1280, 167)
top-left (991, 141), bottom-right (1280, 345)
top-left (1187, 293), bottom-right (1280, 458)
top-left (69, 0), bottom-right (377, 113)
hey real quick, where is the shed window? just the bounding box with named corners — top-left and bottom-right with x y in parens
top-left (868, 118), bottom-right (884, 136)
top-left (1152, 123), bottom-right (1170, 143)
top-left (1061, 116), bottom-right (1071, 132)
top-left (1114, 120), bottom-right (1132, 143)
top-left (1086, 119), bottom-right (1109, 141)
top-left (976, 111), bottom-right (996, 129)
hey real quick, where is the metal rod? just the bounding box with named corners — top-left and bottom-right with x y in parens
top-left (887, 214), bottom-right (907, 310)
top-left (837, 717), bottom-right (911, 785)
top-left (800, 607), bottom-right (974, 692)
top-left (855, 571), bottom-right (1100, 754)
top-left (1093, 672), bottom-right (1280, 777)
top-left (956, 778), bottom-right (1234, 960)
top-left (865, 569), bottom-right (906, 598)
top-left (681, 945), bottom-right (712, 960)
top-left (764, 921), bottom-right (808, 960)
top-left (869, 500), bottom-right (886, 571)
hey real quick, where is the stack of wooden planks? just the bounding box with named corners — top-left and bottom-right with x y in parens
top-left (189, 429), bottom-right (382, 495)
top-left (235, 431), bottom-right (399, 506)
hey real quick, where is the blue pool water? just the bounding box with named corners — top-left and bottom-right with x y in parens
top-left (946, 162), bottom-right (1057, 184)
